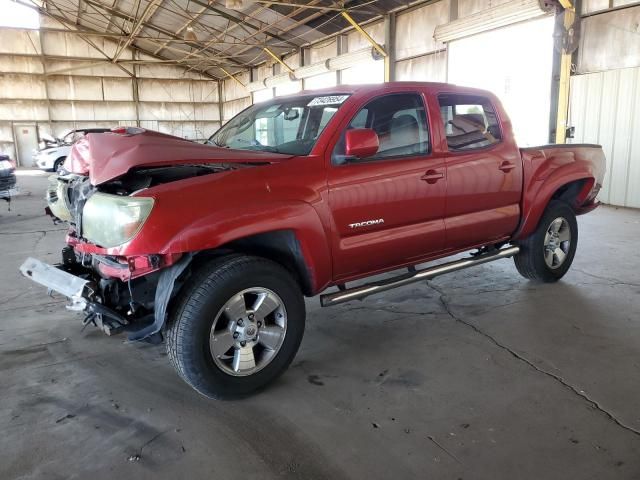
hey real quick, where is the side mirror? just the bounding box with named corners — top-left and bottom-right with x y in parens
top-left (345, 128), bottom-right (379, 159)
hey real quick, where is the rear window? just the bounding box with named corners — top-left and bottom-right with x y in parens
top-left (438, 94), bottom-right (502, 151)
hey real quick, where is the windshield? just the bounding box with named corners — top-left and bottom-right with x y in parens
top-left (207, 94), bottom-right (350, 155)
top-left (62, 130), bottom-right (85, 145)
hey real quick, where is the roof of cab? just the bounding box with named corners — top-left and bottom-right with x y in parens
top-left (291, 81), bottom-right (497, 99)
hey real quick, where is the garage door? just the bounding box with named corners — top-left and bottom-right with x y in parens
top-left (447, 16), bottom-right (555, 147)
top-left (568, 67), bottom-right (640, 208)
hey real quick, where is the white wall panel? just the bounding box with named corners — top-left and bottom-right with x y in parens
top-left (139, 102), bottom-right (191, 121)
top-left (45, 60), bottom-right (131, 77)
top-left (303, 72), bottom-right (336, 90)
top-left (42, 33), bottom-right (131, 60)
top-left (458, 0), bottom-right (511, 17)
top-left (577, 7), bottom-right (640, 73)
top-left (223, 97), bottom-right (251, 121)
top-left (0, 122), bottom-right (13, 142)
top-left (47, 76), bottom-right (103, 101)
top-left (340, 61), bottom-right (385, 85)
top-left (395, 1), bottom-right (449, 60)
top-left (192, 81), bottom-right (219, 103)
top-left (0, 56), bottom-right (43, 74)
top-left (309, 40), bottom-right (337, 63)
top-left (222, 71), bottom-right (250, 101)
top-left (569, 67), bottom-right (640, 208)
top-left (0, 74), bottom-right (46, 99)
top-left (581, 0), bottom-right (609, 13)
top-left (0, 30), bottom-right (40, 55)
top-left (395, 52), bottom-right (447, 81)
top-left (103, 78), bottom-right (134, 101)
top-left (283, 52), bottom-right (300, 69)
top-left (275, 80), bottom-right (302, 97)
top-left (252, 63), bottom-right (274, 82)
top-left (155, 121), bottom-right (218, 141)
top-left (347, 21), bottom-right (384, 52)
top-left (0, 101), bottom-right (48, 120)
top-left (137, 63), bottom-right (207, 80)
top-left (50, 101), bottom-right (137, 122)
top-left (193, 104), bottom-right (221, 121)
top-left (0, 142), bottom-right (16, 159)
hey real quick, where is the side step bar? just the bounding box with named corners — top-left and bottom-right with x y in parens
top-left (320, 245), bottom-right (520, 307)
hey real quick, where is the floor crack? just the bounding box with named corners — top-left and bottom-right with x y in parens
top-left (0, 228), bottom-right (66, 236)
top-left (426, 281), bottom-right (640, 438)
top-left (574, 268), bottom-right (640, 288)
top-left (135, 430), bottom-right (168, 458)
top-left (33, 230), bottom-right (47, 251)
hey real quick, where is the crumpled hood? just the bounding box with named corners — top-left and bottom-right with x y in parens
top-left (64, 129), bottom-right (293, 185)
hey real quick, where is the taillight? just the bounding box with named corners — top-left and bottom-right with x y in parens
top-left (585, 183), bottom-right (602, 203)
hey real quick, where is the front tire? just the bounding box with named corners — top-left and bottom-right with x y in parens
top-left (514, 200), bottom-right (578, 282)
top-left (165, 255), bottom-right (305, 399)
top-left (53, 157), bottom-right (65, 172)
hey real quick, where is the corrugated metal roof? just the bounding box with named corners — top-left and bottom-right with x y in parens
top-left (33, 0), bottom-right (413, 79)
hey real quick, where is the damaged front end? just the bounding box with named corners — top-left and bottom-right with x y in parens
top-left (22, 130), bottom-right (251, 341)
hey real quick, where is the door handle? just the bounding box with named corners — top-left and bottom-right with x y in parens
top-left (499, 161), bottom-right (516, 172)
top-left (421, 170), bottom-right (444, 184)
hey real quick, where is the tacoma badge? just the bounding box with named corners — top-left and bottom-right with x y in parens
top-left (348, 219), bottom-right (385, 229)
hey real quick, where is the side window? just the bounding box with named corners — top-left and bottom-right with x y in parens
top-left (332, 93), bottom-right (429, 165)
top-left (438, 94), bottom-right (502, 151)
top-left (318, 107), bottom-right (338, 131)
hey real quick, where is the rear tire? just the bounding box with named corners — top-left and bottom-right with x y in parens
top-left (514, 200), bottom-right (578, 282)
top-left (165, 255), bottom-right (305, 399)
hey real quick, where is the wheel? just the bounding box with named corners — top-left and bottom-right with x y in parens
top-left (53, 157), bottom-right (65, 172)
top-left (165, 255), bottom-right (305, 399)
top-left (514, 200), bottom-right (578, 282)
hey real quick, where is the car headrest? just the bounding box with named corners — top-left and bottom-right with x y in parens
top-left (390, 114), bottom-right (419, 133)
top-left (455, 113), bottom-right (486, 129)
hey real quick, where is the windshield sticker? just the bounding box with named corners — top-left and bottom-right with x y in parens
top-left (307, 95), bottom-right (349, 107)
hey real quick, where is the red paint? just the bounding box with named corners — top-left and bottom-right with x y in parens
top-left (345, 129), bottom-right (379, 158)
top-left (63, 82), bottom-right (606, 295)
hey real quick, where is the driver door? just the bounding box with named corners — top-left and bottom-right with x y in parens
top-left (327, 92), bottom-right (446, 281)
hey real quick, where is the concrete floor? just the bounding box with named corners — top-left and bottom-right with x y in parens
top-left (2, 171), bottom-right (640, 480)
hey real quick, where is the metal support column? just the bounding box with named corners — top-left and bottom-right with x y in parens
top-left (549, 0), bottom-right (580, 144)
top-left (383, 13), bottom-right (396, 82)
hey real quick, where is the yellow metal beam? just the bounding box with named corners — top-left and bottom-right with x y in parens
top-left (220, 67), bottom-right (246, 88)
top-left (263, 47), bottom-right (296, 75)
top-left (341, 11), bottom-right (387, 58)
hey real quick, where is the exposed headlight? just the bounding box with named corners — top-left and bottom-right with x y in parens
top-left (46, 176), bottom-right (72, 222)
top-left (82, 193), bottom-right (154, 248)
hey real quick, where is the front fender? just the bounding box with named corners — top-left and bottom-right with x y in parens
top-left (161, 200), bottom-right (332, 293)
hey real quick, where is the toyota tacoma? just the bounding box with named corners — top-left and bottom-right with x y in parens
top-left (20, 82), bottom-right (605, 399)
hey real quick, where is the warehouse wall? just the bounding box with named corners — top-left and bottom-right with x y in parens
top-left (568, 4), bottom-right (640, 208)
top-left (0, 15), bottom-right (220, 165)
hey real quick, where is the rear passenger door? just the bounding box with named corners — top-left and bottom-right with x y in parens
top-left (437, 93), bottom-right (523, 249)
top-left (327, 92), bottom-right (446, 280)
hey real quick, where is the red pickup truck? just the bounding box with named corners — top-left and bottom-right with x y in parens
top-left (21, 82), bottom-right (605, 399)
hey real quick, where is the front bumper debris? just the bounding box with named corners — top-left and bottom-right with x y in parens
top-left (20, 257), bottom-right (90, 310)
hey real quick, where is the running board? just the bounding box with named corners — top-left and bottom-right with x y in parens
top-left (320, 245), bottom-right (520, 307)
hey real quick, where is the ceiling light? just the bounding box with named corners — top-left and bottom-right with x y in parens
top-left (326, 47), bottom-right (379, 71)
top-left (264, 73), bottom-right (296, 88)
top-left (294, 61), bottom-right (330, 79)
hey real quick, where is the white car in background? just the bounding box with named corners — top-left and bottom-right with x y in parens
top-left (34, 128), bottom-right (110, 171)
